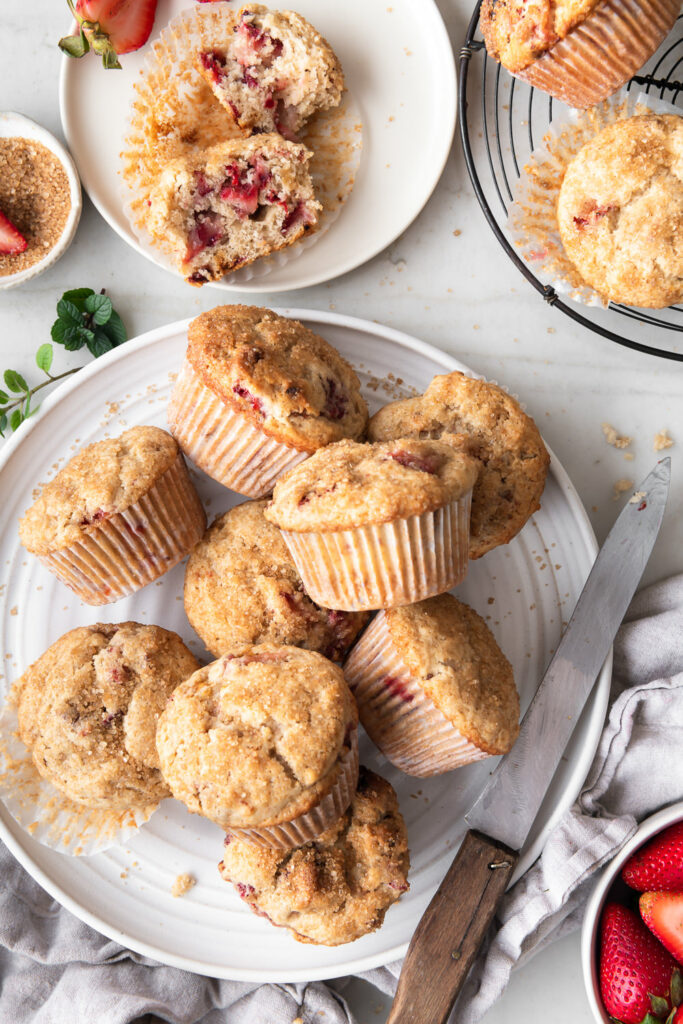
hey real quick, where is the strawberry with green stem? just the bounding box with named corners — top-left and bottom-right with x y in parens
top-left (59, 0), bottom-right (158, 70)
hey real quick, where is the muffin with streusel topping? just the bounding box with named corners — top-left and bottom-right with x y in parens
top-left (480, 0), bottom-right (679, 109)
top-left (184, 499), bottom-right (368, 659)
top-left (368, 372), bottom-right (549, 559)
top-left (156, 645), bottom-right (359, 849)
top-left (12, 622), bottom-right (200, 811)
top-left (19, 425), bottom-right (206, 605)
top-left (266, 437), bottom-right (479, 611)
top-left (557, 114), bottom-right (683, 309)
top-left (168, 305), bottom-right (368, 497)
top-left (219, 767), bottom-right (409, 945)
top-left (344, 594), bottom-right (519, 777)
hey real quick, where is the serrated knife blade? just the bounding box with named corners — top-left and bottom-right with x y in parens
top-left (466, 457), bottom-right (671, 851)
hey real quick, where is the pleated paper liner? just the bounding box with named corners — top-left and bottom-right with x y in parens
top-left (343, 612), bottom-right (488, 777)
top-left (39, 453), bottom-right (206, 606)
top-left (168, 361), bottom-right (309, 498)
top-left (120, 4), bottom-right (362, 286)
top-left (506, 88), bottom-right (682, 309)
top-left (0, 702), bottom-right (159, 855)
top-left (225, 728), bottom-right (359, 851)
top-left (280, 494), bottom-right (472, 612)
top-left (516, 0), bottom-right (680, 109)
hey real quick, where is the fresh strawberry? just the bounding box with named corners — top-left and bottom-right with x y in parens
top-left (59, 0), bottom-right (158, 70)
top-left (641, 893), bottom-right (683, 966)
top-left (599, 903), bottom-right (678, 1023)
top-left (623, 824), bottom-right (683, 893)
top-left (0, 210), bottom-right (27, 256)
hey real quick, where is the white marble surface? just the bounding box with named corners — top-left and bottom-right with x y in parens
top-left (1, 1), bottom-right (680, 1021)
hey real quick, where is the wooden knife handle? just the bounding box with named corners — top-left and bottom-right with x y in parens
top-left (386, 830), bottom-right (518, 1024)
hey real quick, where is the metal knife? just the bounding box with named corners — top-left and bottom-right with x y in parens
top-left (385, 458), bottom-right (670, 1024)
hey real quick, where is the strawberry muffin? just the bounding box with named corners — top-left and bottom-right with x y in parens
top-left (11, 623), bottom-right (200, 811)
top-left (197, 5), bottom-right (344, 139)
top-left (184, 499), bottom-right (368, 659)
top-left (480, 0), bottom-right (679, 109)
top-left (344, 594), bottom-right (520, 777)
top-left (19, 426), bottom-right (206, 605)
top-left (266, 437), bottom-right (479, 611)
top-left (368, 372), bottom-right (549, 559)
top-left (156, 645), bottom-right (359, 849)
top-left (145, 135), bottom-right (320, 286)
top-left (168, 305), bottom-right (367, 497)
top-left (219, 767), bottom-right (409, 945)
top-left (557, 114), bottom-right (683, 308)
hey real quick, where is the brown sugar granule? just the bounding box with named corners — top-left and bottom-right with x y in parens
top-left (654, 430), bottom-right (674, 452)
top-left (0, 138), bottom-right (71, 277)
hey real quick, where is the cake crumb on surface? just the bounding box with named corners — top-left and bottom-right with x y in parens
top-left (171, 873), bottom-right (195, 898)
top-left (629, 491), bottom-right (647, 504)
top-left (602, 423), bottom-right (631, 449)
top-left (654, 430), bottom-right (674, 452)
top-left (613, 478), bottom-right (634, 500)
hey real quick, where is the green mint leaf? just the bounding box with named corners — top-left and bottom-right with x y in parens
top-left (87, 330), bottom-right (114, 358)
top-left (78, 326), bottom-right (95, 344)
top-left (51, 319), bottom-right (67, 344)
top-left (62, 325), bottom-right (87, 351)
top-left (84, 293), bottom-right (112, 325)
top-left (0, 413), bottom-right (6, 437)
top-left (0, 390), bottom-right (7, 405)
top-left (58, 30), bottom-right (90, 59)
top-left (61, 288), bottom-right (94, 312)
top-left (35, 343), bottom-right (54, 374)
top-left (9, 409), bottom-right (23, 432)
top-left (100, 310), bottom-right (127, 347)
top-left (56, 298), bottom-right (83, 326)
top-left (4, 369), bottom-right (27, 393)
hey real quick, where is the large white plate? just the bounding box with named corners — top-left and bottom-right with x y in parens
top-left (59, 0), bottom-right (457, 293)
top-left (0, 310), bottom-right (610, 981)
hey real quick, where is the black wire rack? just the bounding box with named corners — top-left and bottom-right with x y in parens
top-left (458, 5), bottom-right (683, 361)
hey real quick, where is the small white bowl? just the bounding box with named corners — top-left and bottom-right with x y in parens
top-left (0, 112), bottom-right (82, 289)
top-left (581, 800), bottom-right (683, 1024)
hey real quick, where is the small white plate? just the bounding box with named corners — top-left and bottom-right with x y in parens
top-left (59, 0), bottom-right (457, 293)
top-left (0, 310), bottom-right (610, 981)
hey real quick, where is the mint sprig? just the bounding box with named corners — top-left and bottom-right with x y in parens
top-left (0, 287), bottom-right (127, 437)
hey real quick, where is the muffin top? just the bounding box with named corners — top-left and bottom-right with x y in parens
top-left (265, 437), bottom-right (479, 533)
top-left (219, 767), bottom-right (409, 945)
top-left (557, 114), bottom-right (683, 309)
top-left (185, 305), bottom-right (368, 451)
top-left (480, 0), bottom-right (600, 72)
top-left (19, 426), bottom-right (180, 555)
top-left (381, 594), bottom-right (519, 755)
top-left (156, 645), bottom-right (358, 828)
top-left (12, 623), bottom-right (200, 811)
top-left (184, 500), bottom-right (368, 659)
top-left (368, 372), bottom-right (549, 559)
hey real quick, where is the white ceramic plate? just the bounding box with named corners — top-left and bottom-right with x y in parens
top-left (59, 0), bottom-right (457, 293)
top-left (0, 310), bottom-right (610, 981)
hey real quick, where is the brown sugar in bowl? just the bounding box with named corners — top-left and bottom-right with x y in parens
top-left (0, 113), bottom-right (82, 289)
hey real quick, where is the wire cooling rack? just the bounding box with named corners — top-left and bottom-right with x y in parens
top-left (458, 6), bottom-right (683, 361)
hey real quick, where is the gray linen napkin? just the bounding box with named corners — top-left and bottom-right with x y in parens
top-left (3, 574), bottom-right (682, 1023)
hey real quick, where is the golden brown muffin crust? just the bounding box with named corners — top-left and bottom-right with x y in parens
top-left (368, 372), bottom-right (549, 559)
top-left (265, 437), bottom-right (479, 533)
top-left (219, 767), bottom-right (409, 945)
top-left (480, 0), bottom-right (601, 72)
top-left (12, 623), bottom-right (200, 810)
top-left (19, 426), bottom-right (180, 555)
top-left (384, 595), bottom-right (520, 755)
top-left (185, 305), bottom-right (368, 450)
top-left (184, 500), bottom-right (368, 658)
top-left (156, 645), bottom-right (358, 828)
top-left (557, 114), bottom-right (683, 309)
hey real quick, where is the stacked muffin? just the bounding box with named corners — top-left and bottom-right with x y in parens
top-left (12, 304), bottom-right (551, 944)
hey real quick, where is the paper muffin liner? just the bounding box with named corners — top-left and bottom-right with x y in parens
top-left (226, 728), bottom-right (359, 851)
top-left (343, 612), bottom-right (488, 777)
top-left (168, 360), bottom-right (309, 498)
top-left (506, 88), bottom-right (683, 308)
top-left (39, 452), bottom-right (206, 606)
top-left (280, 495), bottom-right (472, 612)
top-left (516, 0), bottom-right (679, 109)
top-left (121, 4), bottom-right (362, 287)
top-left (0, 701), bottom-right (159, 855)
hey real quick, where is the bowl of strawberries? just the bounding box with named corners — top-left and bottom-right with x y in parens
top-left (582, 802), bottom-right (683, 1024)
